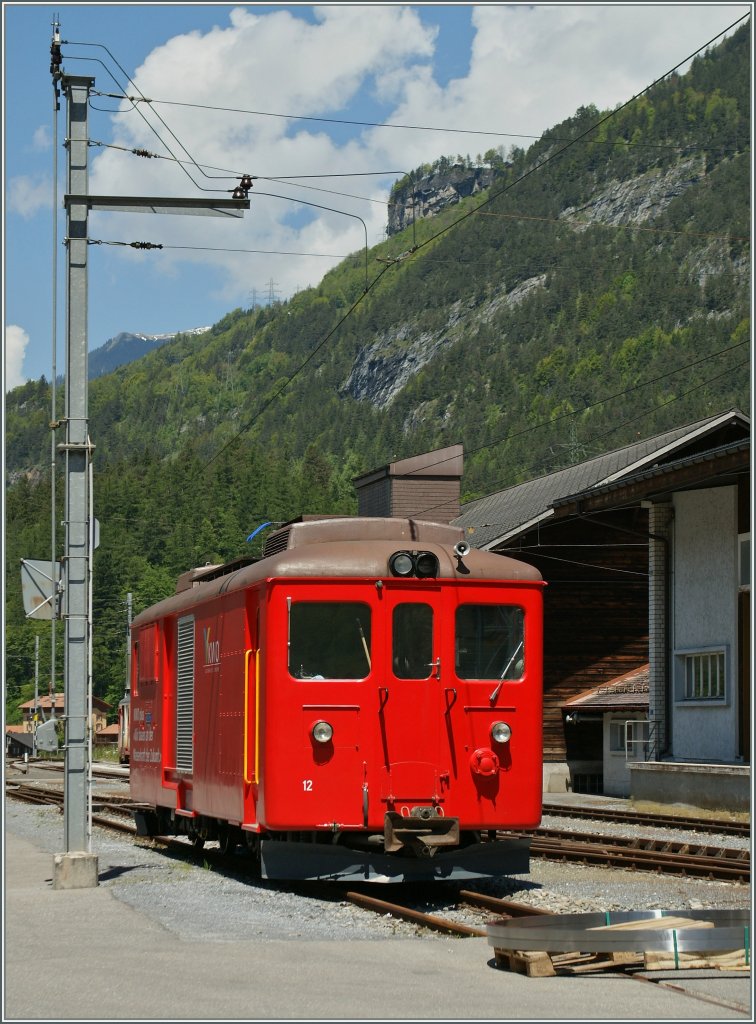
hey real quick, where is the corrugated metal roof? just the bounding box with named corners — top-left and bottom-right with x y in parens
top-left (552, 438), bottom-right (750, 508)
top-left (455, 410), bottom-right (748, 549)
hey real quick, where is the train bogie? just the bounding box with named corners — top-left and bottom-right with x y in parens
top-left (129, 517), bottom-right (544, 881)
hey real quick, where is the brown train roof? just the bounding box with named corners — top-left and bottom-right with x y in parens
top-left (133, 517), bottom-right (542, 627)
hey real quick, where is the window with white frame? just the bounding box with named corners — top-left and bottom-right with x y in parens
top-left (609, 718), bottom-right (649, 759)
top-left (683, 650), bottom-right (726, 701)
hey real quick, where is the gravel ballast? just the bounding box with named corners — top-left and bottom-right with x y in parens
top-left (5, 796), bottom-right (749, 943)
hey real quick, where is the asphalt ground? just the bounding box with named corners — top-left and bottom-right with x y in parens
top-left (4, 824), bottom-right (752, 1022)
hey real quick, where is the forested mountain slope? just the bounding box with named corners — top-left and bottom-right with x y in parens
top-left (5, 25), bottom-right (750, 715)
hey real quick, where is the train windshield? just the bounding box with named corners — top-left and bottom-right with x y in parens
top-left (289, 601), bottom-right (372, 680)
top-left (455, 604), bottom-right (525, 680)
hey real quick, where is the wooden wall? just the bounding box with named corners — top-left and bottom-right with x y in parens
top-left (499, 509), bottom-right (650, 762)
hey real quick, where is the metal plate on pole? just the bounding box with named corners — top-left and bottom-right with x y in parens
top-left (20, 559), bottom-right (61, 619)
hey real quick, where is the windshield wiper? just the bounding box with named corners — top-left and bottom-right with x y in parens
top-left (489, 640), bottom-right (523, 705)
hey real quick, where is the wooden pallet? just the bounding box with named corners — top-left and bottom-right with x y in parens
top-left (643, 948), bottom-right (749, 972)
top-left (494, 946), bottom-right (749, 977)
top-left (493, 948), bottom-right (642, 977)
top-left (493, 914), bottom-right (750, 977)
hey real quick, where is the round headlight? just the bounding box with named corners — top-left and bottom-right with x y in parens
top-left (491, 721), bottom-right (511, 744)
top-left (414, 551), bottom-right (440, 578)
top-left (312, 720), bottom-right (333, 744)
top-left (389, 551), bottom-right (414, 577)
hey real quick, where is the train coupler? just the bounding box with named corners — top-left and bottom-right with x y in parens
top-left (384, 812), bottom-right (460, 857)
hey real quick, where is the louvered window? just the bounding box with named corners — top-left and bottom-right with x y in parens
top-left (176, 616), bottom-right (195, 772)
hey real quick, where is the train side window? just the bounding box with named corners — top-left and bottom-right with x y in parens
top-left (289, 601), bottom-right (371, 680)
top-left (137, 624), bottom-right (159, 685)
top-left (392, 604), bottom-right (433, 679)
top-left (455, 605), bottom-right (525, 680)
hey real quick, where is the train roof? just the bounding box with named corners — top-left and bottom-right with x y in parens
top-left (132, 517), bottom-right (542, 626)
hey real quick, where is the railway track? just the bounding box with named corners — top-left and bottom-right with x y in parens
top-left (525, 828), bottom-right (749, 883)
top-left (8, 758), bottom-right (128, 782)
top-left (7, 780), bottom-right (142, 835)
top-left (344, 889), bottom-right (554, 938)
top-left (20, 761), bottom-right (750, 839)
top-left (7, 777), bottom-right (749, 885)
top-left (543, 801), bottom-right (750, 838)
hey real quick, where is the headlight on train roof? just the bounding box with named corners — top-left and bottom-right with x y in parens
top-left (388, 550), bottom-right (440, 578)
top-left (414, 551), bottom-right (439, 578)
top-left (389, 551), bottom-right (414, 577)
top-left (491, 721), bottom-right (511, 744)
top-left (312, 720), bottom-right (333, 744)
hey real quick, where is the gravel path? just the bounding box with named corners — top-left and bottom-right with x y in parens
top-left (6, 797), bottom-right (749, 942)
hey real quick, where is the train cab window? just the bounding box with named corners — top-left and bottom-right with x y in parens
top-left (392, 603), bottom-right (433, 679)
top-left (455, 605), bottom-right (525, 680)
top-left (289, 601), bottom-right (371, 680)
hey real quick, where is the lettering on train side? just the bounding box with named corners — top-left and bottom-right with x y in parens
top-left (203, 627), bottom-right (221, 670)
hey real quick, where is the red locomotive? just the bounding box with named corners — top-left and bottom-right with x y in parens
top-left (129, 516), bottom-right (544, 882)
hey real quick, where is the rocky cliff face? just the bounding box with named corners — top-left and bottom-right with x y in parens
top-left (559, 155), bottom-right (706, 228)
top-left (351, 149), bottom-right (732, 413)
top-left (341, 275), bottom-right (546, 410)
top-left (388, 164), bottom-right (494, 236)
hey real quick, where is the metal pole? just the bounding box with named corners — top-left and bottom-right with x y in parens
top-left (59, 74), bottom-right (96, 874)
top-left (51, 23), bottom-right (61, 728)
top-left (126, 592), bottom-right (133, 692)
top-left (87, 456), bottom-right (94, 850)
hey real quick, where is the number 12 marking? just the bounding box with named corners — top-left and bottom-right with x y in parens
top-left (302, 779), bottom-right (313, 791)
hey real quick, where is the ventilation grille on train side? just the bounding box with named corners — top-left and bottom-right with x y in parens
top-left (176, 616), bottom-right (194, 773)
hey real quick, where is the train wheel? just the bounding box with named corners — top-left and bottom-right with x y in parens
top-left (217, 825), bottom-right (239, 856)
top-left (188, 828), bottom-right (205, 851)
top-left (244, 833), bottom-right (261, 875)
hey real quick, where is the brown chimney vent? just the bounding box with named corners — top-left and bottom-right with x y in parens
top-left (353, 444), bottom-right (463, 524)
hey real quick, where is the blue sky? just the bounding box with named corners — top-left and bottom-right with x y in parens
top-left (4, 3), bottom-right (751, 388)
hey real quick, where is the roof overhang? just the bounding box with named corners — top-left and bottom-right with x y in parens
top-left (551, 439), bottom-right (749, 519)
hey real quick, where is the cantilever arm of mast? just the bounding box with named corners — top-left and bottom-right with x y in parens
top-left (63, 195), bottom-right (250, 217)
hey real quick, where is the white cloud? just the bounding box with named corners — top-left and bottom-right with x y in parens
top-left (89, 5), bottom-right (436, 303)
top-left (7, 175), bottom-right (52, 218)
top-left (85, 4), bottom-right (748, 309)
top-left (32, 125), bottom-right (51, 150)
top-left (5, 325), bottom-right (30, 390)
top-left (371, 5), bottom-right (750, 160)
